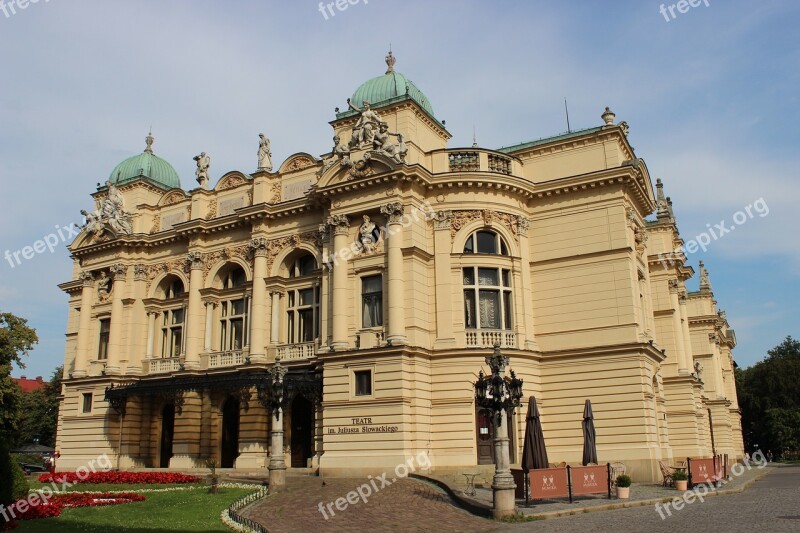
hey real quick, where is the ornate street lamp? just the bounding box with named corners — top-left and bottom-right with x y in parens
top-left (473, 344), bottom-right (524, 519)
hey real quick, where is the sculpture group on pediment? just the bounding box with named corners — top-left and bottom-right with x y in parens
top-left (81, 181), bottom-right (133, 239)
top-left (373, 122), bottom-right (408, 163)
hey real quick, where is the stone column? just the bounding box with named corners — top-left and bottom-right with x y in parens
top-left (432, 211), bottom-right (456, 348)
top-left (203, 300), bottom-right (215, 352)
top-left (249, 238), bottom-right (269, 363)
top-left (380, 202), bottom-right (407, 346)
top-left (105, 264), bottom-right (128, 375)
top-left (327, 215), bottom-right (350, 351)
top-left (184, 252), bottom-right (204, 370)
top-left (516, 216), bottom-right (538, 350)
top-left (126, 265), bottom-right (148, 375)
top-left (72, 271), bottom-right (95, 378)
top-left (679, 293), bottom-right (693, 373)
top-left (492, 409), bottom-right (516, 519)
top-left (668, 279), bottom-right (689, 374)
top-left (268, 408), bottom-right (286, 490)
top-left (269, 290), bottom-right (283, 345)
top-left (145, 310), bottom-right (158, 359)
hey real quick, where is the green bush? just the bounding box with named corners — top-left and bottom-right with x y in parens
top-left (11, 461), bottom-right (28, 500)
top-left (615, 474), bottom-right (632, 488)
top-left (0, 446), bottom-right (11, 508)
top-left (672, 470), bottom-right (688, 481)
top-left (11, 452), bottom-right (45, 467)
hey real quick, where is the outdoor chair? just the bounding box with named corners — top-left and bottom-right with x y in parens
top-left (658, 460), bottom-right (674, 487)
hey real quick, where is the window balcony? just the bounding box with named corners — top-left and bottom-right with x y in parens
top-left (275, 342), bottom-right (316, 361)
top-left (466, 329), bottom-right (517, 349)
top-left (148, 357), bottom-right (182, 374)
top-left (208, 350), bottom-right (245, 368)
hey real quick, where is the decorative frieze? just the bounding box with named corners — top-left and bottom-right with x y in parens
top-left (432, 210), bottom-right (452, 231)
top-left (205, 200), bottom-right (217, 220)
top-left (265, 232), bottom-right (323, 270)
top-left (448, 209), bottom-right (519, 238)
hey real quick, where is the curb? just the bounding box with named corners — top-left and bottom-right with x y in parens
top-left (409, 473), bottom-right (493, 519)
top-left (526, 467), bottom-right (774, 520)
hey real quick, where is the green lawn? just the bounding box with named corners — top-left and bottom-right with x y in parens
top-left (15, 484), bottom-right (260, 532)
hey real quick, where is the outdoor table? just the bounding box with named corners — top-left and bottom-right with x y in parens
top-left (462, 473), bottom-right (479, 496)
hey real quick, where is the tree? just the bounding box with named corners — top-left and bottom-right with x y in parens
top-left (737, 336), bottom-right (800, 455)
top-left (14, 366), bottom-right (62, 448)
top-left (0, 312), bottom-right (38, 514)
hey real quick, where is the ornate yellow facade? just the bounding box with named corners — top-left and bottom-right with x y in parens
top-left (56, 56), bottom-right (744, 482)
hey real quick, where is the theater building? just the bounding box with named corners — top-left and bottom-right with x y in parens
top-left (55, 53), bottom-right (744, 481)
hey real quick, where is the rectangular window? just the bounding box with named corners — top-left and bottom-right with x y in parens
top-left (479, 290), bottom-right (500, 329)
top-left (354, 370), bottom-right (372, 396)
top-left (220, 298), bottom-right (247, 350)
top-left (82, 393), bottom-right (93, 413)
top-left (98, 319), bottom-right (110, 360)
top-left (362, 275), bottom-right (383, 328)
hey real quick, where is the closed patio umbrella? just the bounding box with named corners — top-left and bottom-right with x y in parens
top-left (582, 399), bottom-right (598, 466)
top-left (521, 396), bottom-right (548, 506)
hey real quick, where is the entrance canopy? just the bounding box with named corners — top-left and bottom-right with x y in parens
top-left (104, 369), bottom-right (321, 414)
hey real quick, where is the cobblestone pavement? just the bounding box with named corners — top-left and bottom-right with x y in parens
top-left (244, 466), bottom-right (795, 532)
top-left (497, 464), bottom-right (800, 533)
top-left (243, 476), bottom-right (499, 533)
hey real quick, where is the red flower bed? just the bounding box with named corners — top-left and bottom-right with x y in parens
top-left (39, 471), bottom-right (200, 485)
top-left (3, 492), bottom-right (145, 524)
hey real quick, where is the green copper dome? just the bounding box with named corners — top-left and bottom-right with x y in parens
top-left (350, 52), bottom-right (435, 117)
top-left (108, 133), bottom-right (181, 190)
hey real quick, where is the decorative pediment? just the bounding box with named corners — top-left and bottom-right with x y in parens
top-left (316, 150), bottom-right (400, 189)
top-left (158, 189), bottom-right (189, 207)
top-left (279, 153), bottom-right (318, 174)
top-left (215, 171), bottom-right (252, 191)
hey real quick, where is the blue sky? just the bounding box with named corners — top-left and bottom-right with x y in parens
top-left (1, 0), bottom-right (797, 378)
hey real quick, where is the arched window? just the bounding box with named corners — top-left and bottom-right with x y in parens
top-left (463, 267), bottom-right (513, 331)
top-left (218, 266), bottom-right (248, 351)
top-left (157, 276), bottom-right (186, 358)
top-left (464, 230), bottom-right (509, 255)
top-left (289, 254), bottom-right (317, 278)
top-left (285, 254), bottom-right (320, 343)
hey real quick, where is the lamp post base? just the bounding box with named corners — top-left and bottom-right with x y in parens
top-left (268, 465), bottom-right (286, 492)
top-left (491, 483), bottom-right (517, 519)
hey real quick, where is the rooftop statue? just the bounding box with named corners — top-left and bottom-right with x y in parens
top-left (348, 99), bottom-right (382, 150)
top-left (194, 152), bottom-right (211, 188)
top-left (80, 180), bottom-right (133, 238)
top-left (373, 122), bottom-right (408, 163)
top-left (257, 134), bottom-right (273, 171)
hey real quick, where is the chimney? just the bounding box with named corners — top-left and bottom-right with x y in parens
top-left (36, 376), bottom-right (43, 382)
